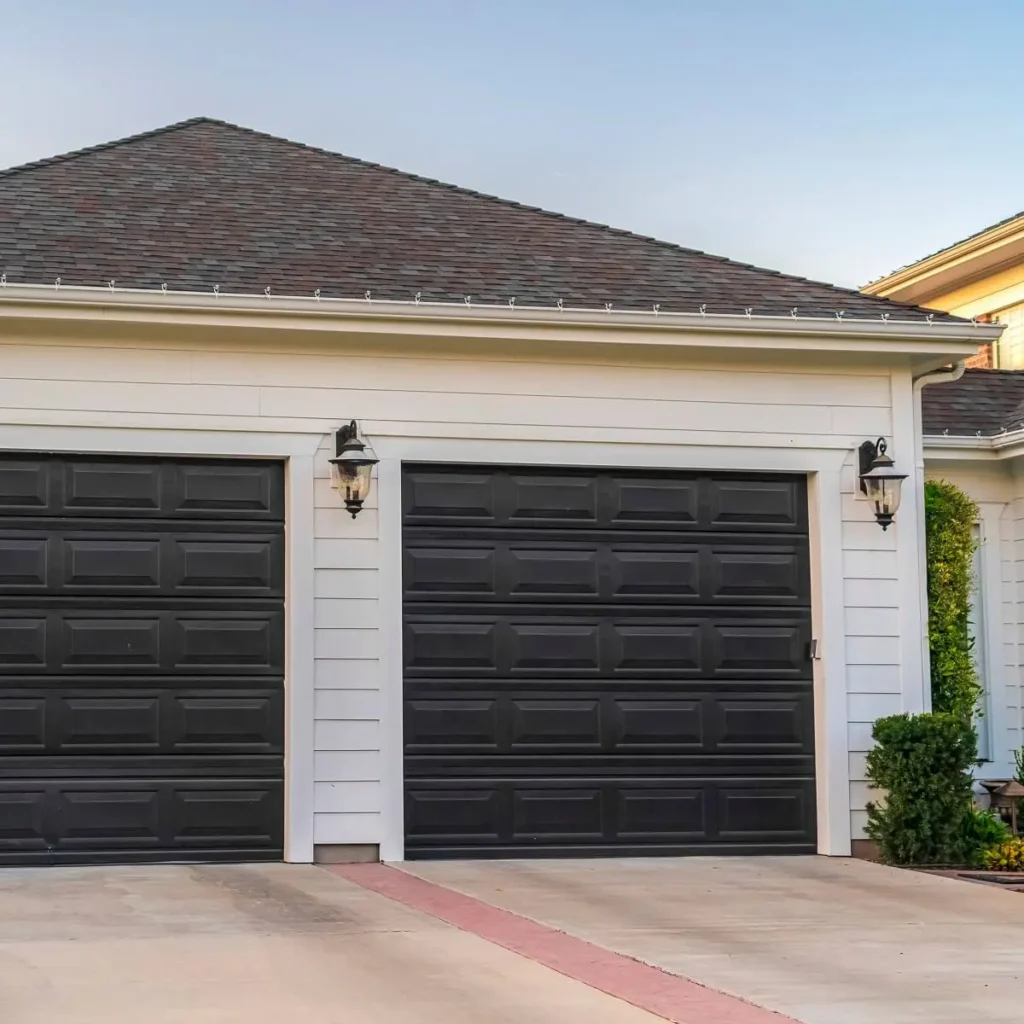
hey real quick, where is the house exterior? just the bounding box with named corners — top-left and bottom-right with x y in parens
top-left (919, 373), bottom-right (1024, 780)
top-left (866, 215), bottom-right (1024, 782)
top-left (864, 211), bottom-right (1024, 370)
top-left (0, 118), bottom-right (997, 865)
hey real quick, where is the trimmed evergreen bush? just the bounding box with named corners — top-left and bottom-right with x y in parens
top-left (865, 712), bottom-right (978, 865)
top-left (924, 480), bottom-right (981, 719)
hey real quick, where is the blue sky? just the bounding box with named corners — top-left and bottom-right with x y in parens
top-left (1, 0), bottom-right (1021, 287)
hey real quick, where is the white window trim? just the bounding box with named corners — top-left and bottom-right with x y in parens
top-left (974, 504), bottom-right (1011, 778)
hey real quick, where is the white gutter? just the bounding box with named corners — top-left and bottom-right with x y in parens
top-left (912, 360), bottom-right (968, 713)
top-left (0, 282), bottom-right (1001, 343)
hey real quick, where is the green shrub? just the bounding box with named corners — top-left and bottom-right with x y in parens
top-left (865, 712), bottom-right (978, 865)
top-left (959, 808), bottom-right (1011, 865)
top-left (983, 838), bottom-right (1024, 872)
top-left (924, 480), bottom-right (981, 720)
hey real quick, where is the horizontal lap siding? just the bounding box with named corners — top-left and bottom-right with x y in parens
top-left (841, 456), bottom-right (900, 839)
top-left (0, 336), bottom-right (899, 849)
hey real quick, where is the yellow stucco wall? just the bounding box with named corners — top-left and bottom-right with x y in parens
top-left (986, 302), bottom-right (1024, 368)
top-left (864, 217), bottom-right (1024, 368)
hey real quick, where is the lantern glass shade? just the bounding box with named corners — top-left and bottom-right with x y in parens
top-left (329, 421), bottom-right (378, 517)
top-left (858, 437), bottom-right (908, 531)
top-left (862, 472), bottom-right (903, 526)
top-left (330, 457), bottom-right (376, 517)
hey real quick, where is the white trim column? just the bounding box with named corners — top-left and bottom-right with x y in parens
top-left (376, 458), bottom-right (406, 862)
top-left (892, 370), bottom-right (929, 712)
top-left (977, 502), bottom-right (1011, 778)
top-left (809, 469), bottom-right (852, 855)
top-left (284, 453), bottom-right (316, 862)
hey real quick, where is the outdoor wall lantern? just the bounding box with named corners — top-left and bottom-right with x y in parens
top-left (858, 437), bottom-right (908, 531)
top-left (330, 420), bottom-right (378, 518)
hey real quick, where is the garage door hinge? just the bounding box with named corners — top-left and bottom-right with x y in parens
top-left (810, 638), bottom-right (820, 660)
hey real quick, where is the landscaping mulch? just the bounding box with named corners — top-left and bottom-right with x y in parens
top-left (921, 868), bottom-right (1024, 892)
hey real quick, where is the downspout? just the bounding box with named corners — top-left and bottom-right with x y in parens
top-left (911, 360), bottom-right (966, 710)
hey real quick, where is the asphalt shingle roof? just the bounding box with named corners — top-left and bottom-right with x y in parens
top-left (921, 369), bottom-right (1024, 436)
top-left (0, 117), bottom-right (961, 321)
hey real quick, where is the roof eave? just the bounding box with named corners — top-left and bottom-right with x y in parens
top-left (0, 284), bottom-right (996, 359)
top-left (864, 214), bottom-right (1024, 304)
top-left (923, 428), bottom-right (1024, 462)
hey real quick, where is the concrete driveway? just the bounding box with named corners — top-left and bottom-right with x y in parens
top-left (406, 856), bottom-right (1024, 1024)
top-left (0, 863), bottom-right (665, 1024)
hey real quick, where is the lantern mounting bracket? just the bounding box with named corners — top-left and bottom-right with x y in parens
top-left (858, 437), bottom-right (886, 491)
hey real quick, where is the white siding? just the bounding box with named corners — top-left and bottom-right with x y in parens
top-left (841, 452), bottom-right (902, 838)
top-left (0, 332), bottom-right (907, 851)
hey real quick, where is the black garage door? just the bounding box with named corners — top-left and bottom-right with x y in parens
top-left (0, 455), bottom-right (285, 864)
top-left (403, 464), bottom-right (815, 858)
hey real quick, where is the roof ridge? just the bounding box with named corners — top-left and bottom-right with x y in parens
top-left (0, 116), bottom-right (933, 316)
top-left (0, 116), bottom-right (220, 180)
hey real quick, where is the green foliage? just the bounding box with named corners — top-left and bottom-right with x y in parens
top-left (983, 838), bottom-right (1024, 872)
top-left (924, 480), bottom-right (981, 720)
top-left (1015, 748), bottom-right (1024, 786)
top-left (959, 808), bottom-right (1011, 866)
top-left (865, 712), bottom-right (979, 865)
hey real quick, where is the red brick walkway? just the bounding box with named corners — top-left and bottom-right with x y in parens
top-left (328, 863), bottom-right (801, 1024)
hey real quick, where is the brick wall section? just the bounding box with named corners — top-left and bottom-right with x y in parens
top-left (965, 343), bottom-right (994, 369)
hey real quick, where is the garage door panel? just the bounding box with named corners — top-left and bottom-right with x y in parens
top-left (405, 698), bottom-right (500, 751)
top-left (403, 470), bottom-right (495, 523)
top-left (0, 453), bottom-right (284, 864)
top-left (717, 784), bottom-right (815, 839)
top-left (711, 621), bottom-right (810, 677)
top-left (0, 696), bottom-right (47, 751)
top-left (510, 699), bottom-right (602, 749)
top-left (0, 686), bottom-right (284, 755)
top-left (406, 688), bottom-right (811, 758)
top-left (0, 456), bottom-right (284, 521)
top-left (608, 477), bottom-right (701, 527)
top-left (616, 787), bottom-right (706, 839)
top-left (0, 778), bottom-right (283, 860)
top-left (512, 787), bottom-right (603, 839)
top-left (0, 787), bottom-right (49, 847)
top-left (508, 474), bottom-right (599, 523)
top-left (0, 536), bottom-right (48, 588)
top-left (64, 461), bottom-right (163, 513)
top-left (404, 779), bottom-right (815, 854)
top-left (0, 616), bottom-right (47, 668)
top-left (0, 529), bottom-right (283, 598)
top-left (404, 464), bottom-right (814, 857)
top-left (510, 622), bottom-right (602, 672)
top-left (402, 538), bottom-right (805, 606)
top-left (405, 621), bottom-right (498, 671)
top-left (706, 546), bottom-right (809, 603)
top-left (707, 477), bottom-right (806, 530)
top-left (0, 610), bottom-right (285, 675)
top-left (406, 786), bottom-right (502, 841)
top-left (0, 459), bottom-right (49, 511)
top-left (404, 467), bottom-right (804, 533)
top-left (405, 613), bottom-right (810, 679)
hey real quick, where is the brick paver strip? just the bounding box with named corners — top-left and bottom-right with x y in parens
top-left (327, 863), bottom-right (802, 1024)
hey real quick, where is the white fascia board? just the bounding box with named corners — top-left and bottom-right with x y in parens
top-left (0, 283), bottom-right (998, 358)
top-left (922, 432), bottom-right (1024, 462)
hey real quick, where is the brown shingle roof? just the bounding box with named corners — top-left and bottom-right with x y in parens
top-left (0, 117), bottom-right (960, 320)
top-left (922, 369), bottom-right (1024, 436)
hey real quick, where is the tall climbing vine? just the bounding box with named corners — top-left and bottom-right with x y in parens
top-left (924, 480), bottom-right (981, 720)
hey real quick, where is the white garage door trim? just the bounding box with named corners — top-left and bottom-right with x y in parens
top-left (0, 424), bottom-right (321, 864)
top-left (371, 436), bottom-right (852, 860)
